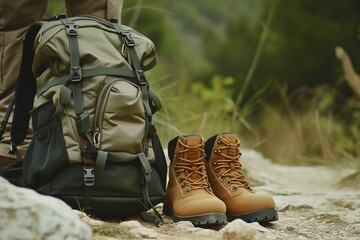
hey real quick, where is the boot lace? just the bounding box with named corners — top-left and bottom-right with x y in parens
top-left (174, 140), bottom-right (209, 193)
top-left (213, 136), bottom-right (251, 191)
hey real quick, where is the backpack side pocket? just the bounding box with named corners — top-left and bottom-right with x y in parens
top-left (23, 100), bottom-right (69, 188)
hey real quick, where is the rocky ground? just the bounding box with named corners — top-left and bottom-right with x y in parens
top-left (81, 149), bottom-right (360, 240)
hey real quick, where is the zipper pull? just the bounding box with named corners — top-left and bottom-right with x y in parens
top-left (93, 128), bottom-right (101, 149)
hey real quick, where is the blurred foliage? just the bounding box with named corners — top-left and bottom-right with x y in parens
top-left (46, 0), bottom-right (360, 165)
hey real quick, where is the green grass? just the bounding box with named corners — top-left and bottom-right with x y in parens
top-left (91, 222), bottom-right (137, 239)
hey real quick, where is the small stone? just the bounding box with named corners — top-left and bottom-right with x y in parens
top-left (174, 221), bottom-right (194, 229)
top-left (119, 220), bottom-right (143, 229)
top-left (130, 226), bottom-right (158, 239)
top-left (220, 219), bottom-right (261, 240)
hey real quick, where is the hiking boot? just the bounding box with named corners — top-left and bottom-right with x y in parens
top-left (205, 133), bottom-right (278, 223)
top-left (163, 135), bottom-right (227, 226)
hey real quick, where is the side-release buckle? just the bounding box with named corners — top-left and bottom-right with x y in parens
top-left (121, 31), bottom-right (135, 47)
top-left (83, 166), bottom-right (95, 187)
top-left (65, 23), bottom-right (78, 36)
top-left (136, 70), bottom-right (148, 86)
top-left (70, 66), bottom-right (82, 82)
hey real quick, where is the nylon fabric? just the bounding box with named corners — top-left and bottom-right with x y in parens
top-left (32, 16), bottom-right (158, 164)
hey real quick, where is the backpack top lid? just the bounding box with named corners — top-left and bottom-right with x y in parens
top-left (32, 16), bottom-right (157, 91)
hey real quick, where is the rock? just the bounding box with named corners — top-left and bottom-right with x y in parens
top-left (119, 220), bottom-right (143, 229)
top-left (0, 177), bottom-right (92, 239)
top-left (220, 219), bottom-right (261, 240)
top-left (173, 221), bottom-right (194, 230)
top-left (130, 226), bottom-right (159, 239)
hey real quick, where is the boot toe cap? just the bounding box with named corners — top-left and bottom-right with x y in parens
top-left (225, 192), bottom-right (276, 215)
top-left (173, 195), bottom-right (226, 216)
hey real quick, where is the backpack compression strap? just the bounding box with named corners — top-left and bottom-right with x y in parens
top-left (60, 18), bottom-right (97, 212)
top-left (60, 18), bottom-right (97, 164)
top-left (10, 21), bottom-right (45, 147)
top-left (111, 21), bottom-right (164, 226)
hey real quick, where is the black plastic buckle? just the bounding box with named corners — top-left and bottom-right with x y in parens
top-left (81, 143), bottom-right (97, 161)
top-left (83, 166), bottom-right (95, 187)
top-left (136, 70), bottom-right (148, 86)
top-left (122, 32), bottom-right (135, 47)
top-left (65, 23), bottom-right (78, 36)
top-left (75, 112), bottom-right (90, 136)
top-left (70, 66), bottom-right (82, 82)
top-left (108, 18), bottom-right (118, 23)
top-left (48, 14), bottom-right (67, 21)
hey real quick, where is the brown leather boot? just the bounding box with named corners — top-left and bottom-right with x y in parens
top-left (163, 135), bottom-right (227, 226)
top-left (205, 133), bottom-right (278, 223)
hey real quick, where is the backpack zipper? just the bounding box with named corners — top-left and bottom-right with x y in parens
top-left (93, 79), bottom-right (125, 149)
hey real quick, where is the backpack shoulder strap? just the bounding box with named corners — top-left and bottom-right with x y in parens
top-left (0, 94), bottom-right (15, 139)
top-left (11, 21), bottom-right (45, 146)
top-left (2, 21), bottom-right (44, 185)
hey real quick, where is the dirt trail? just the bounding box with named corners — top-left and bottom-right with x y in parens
top-left (91, 149), bottom-right (360, 240)
top-left (243, 149), bottom-right (360, 239)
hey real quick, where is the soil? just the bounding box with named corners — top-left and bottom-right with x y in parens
top-left (90, 149), bottom-right (360, 240)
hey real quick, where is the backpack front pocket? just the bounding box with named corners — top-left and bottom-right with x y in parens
top-left (94, 79), bottom-right (146, 162)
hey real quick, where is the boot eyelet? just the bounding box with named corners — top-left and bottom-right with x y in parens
top-left (173, 163), bottom-right (177, 168)
top-left (217, 140), bottom-right (222, 144)
top-left (231, 186), bottom-right (238, 192)
top-left (219, 175), bottom-right (224, 181)
top-left (215, 169), bottom-right (220, 173)
top-left (185, 189), bottom-right (191, 194)
top-left (213, 161), bottom-right (217, 166)
top-left (178, 178), bottom-right (183, 183)
top-left (214, 149), bottom-right (221, 154)
top-left (225, 180), bottom-right (231, 186)
top-left (176, 172), bottom-right (180, 176)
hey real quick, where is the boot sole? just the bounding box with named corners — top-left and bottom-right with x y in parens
top-left (227, 208), bottom-right (278, 223)
top-left (163, 202), bottom-right (227, 226)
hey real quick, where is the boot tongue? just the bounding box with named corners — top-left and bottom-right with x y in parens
top-left (185, 136), bottom-right (203, 159)
top-left (221, 133), bottom-right (242, 178)
top-left (221, 133), bottom-right (238, 157)
top-left (184, 136), bottom-right (204, 180)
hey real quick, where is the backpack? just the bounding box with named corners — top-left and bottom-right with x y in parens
top-left (1, 15), bottom-right (167, 226)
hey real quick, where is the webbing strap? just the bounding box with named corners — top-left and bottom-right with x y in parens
top-left (60, 18), bottom-right (95, 159)
top-left (60, 18), bottom-right (83, 116)
top-left (111, 22), bottom-right (165, 226)
top-left (61, 18), bottom-right (95, 211)
top-left (95, 150), bottom-right (107, 170)
top-left (111, 23), bottom-right (154, 175)
top-left (110, 23), bottom-right (153, 125)
top-left (37, 67), bottom-right (136, 96)
top-left (138, 152), bottom-right (164, 226)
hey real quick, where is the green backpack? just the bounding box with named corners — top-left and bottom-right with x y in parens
top-left (2, 15), bottom-right (167, 225)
